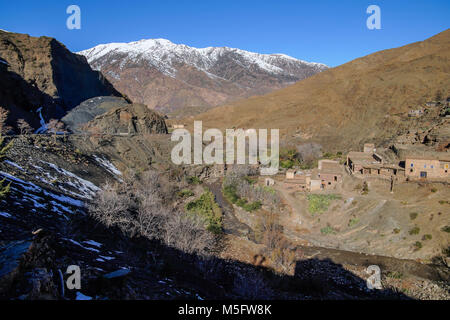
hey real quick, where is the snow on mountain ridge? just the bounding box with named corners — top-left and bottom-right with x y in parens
top-left (78, 38), bottom-right (327, 78)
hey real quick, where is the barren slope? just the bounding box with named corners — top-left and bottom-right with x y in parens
top-left (193, 29), bottom-right (450, 151)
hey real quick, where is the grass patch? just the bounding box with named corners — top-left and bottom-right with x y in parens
top-left (386, 271), bottom-right (403, 279)
top-left (441, 226), bottom-right (450, 233)
top-left (393, 228), bottom-right (401, 234)
top-left (307, 194), bottom-right (341, 216)
top-left (320, 226), bottom-right (337, 235)
top-left (185, 191), bottom-right (222, 234)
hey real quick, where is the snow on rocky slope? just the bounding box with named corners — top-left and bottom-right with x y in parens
top-left (78, 39), bottom-right (328, 114)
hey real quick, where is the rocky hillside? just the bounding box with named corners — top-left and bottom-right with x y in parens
top-left (80, 103), bottom-right (168, 135)
top-left (0, 30), bottom-right (123, 131)
top-left (192, 29), bottom-right (450, 151)
top-left (78, 39), bottom-right (327, 114)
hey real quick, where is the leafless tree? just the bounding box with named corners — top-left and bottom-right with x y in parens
top-left (89, 170), bottom-right (216, 256)
top-left (17, 118), bottom-right (32, 135)
top-left (0, 107), bottom-right (11, 135)
top-left (47, 119), bottom-right (66, 142)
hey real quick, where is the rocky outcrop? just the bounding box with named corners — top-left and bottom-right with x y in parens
top-left (82, 103), bottom-right (168, 135)
top-left (0, 30), bottom-right (123, 131)
top-left (62, 96), bottom-right (130, 133)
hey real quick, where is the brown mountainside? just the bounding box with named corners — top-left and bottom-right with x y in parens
top-left (192, 29), bottom-right (450, 151)
top-left (0, 30), bottom-right (122, 131)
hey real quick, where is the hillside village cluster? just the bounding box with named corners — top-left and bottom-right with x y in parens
top-left (275, 142), bottom-right (450, 192)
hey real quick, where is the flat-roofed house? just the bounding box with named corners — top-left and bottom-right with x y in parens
top-left (284, 174), bottom-right (310, 191)
top-left (318, 160), bottom-right (342, 188)
top-left (347, 151), bottom-right (383, 175)
top-left (405, 156), bottom-right (450, 180)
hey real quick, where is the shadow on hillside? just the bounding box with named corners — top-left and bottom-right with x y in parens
top-left (0, 170), bottom-right (412, 300)
top-left (66, 215), bottom-right (412, 300)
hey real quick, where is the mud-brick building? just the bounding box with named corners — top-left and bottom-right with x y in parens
top-left (405, 156), bottom-right (450, 180)
top-left (346, 146), bottom-right (404, 178)
top-left (317, 160), bottom-right (343, 188)
top-left (347, 151), bottom-right (383, 174)
top-left (284, 171), bottom-right (310, 191)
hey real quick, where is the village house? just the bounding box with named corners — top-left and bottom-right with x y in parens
top-left (283, 160), bottom-right (344, 191)
top-left (347, 150), bottom-right (383, 174)
top-left (405, 156), bottom-right (450, 180)
top-left (284, 170), bottom-right (311, 191)
top-left (346, 145), bottom-right (405, 178)
top-left (317, 160), bottom-right (343, 188)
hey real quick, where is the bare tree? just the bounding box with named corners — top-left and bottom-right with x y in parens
top-left (17, 119), bottom-right (32, 135)
top-left (89, 170), bottom-right (216, 256)
top-left (46, 119), bottom-right (66, 142)
top-left (0, 107), bottom-right (11, 136)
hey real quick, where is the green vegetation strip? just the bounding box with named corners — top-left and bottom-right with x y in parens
top-left (223, 185), bottom-right (262, 212)
top-left (185, 191), bottom-right (222, 234)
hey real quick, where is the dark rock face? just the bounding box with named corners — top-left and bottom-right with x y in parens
top-left (82, 103), bottom-right (168, 135)
top-left (0, 30), bottom-right (123, 131)
top-left (62, 96), bottom-right (130, 133)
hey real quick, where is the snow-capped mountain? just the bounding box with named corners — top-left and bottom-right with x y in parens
top-left (78, 39), bottom-right (328, 115)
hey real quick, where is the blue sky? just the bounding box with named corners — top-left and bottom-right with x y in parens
top-left (0, 0), bottom-right (449, 66)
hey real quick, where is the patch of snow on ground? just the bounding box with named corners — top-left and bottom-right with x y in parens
top-left (40, 161), bottom-right (100, 198)
top-left (63, 238), bottom-right (100, 252)
top-left (76, 292), bottom-right (93, 300)
top-left (5, 160), bottom-right (24, 171)
top-left (84, 240), bottom-right (102, 248)
top-left (0, 212), bottom-right (12, 218)
top-left (93, 155), bottom-right (122, 176)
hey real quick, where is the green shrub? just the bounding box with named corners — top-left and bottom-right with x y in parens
top-left (187, 176), bottom-right (202, 185)
top-left (409, 212), bottom-right (418, 220)
top-left (393, 228), bottom-right (401, 234)
top-left (422, 234), bottom-right (432, 241)
top-left (177, 189), bottom-right (194, 198)
top-left (185, 191), bottom-right (222, 234)
top-left (409, 226), bottom-right (420, 235)
top-left (223, 185), bottom-right (262, 212)
top-left (441, 226), bottom-right (450, 233)
top-left (431, 187), bottom-right (437, 193)
top-left (280, 159), bottom-right (294, 169)
top-left (413, 241), bottom-right (422, 251)
top-left (348, 218), bottom-right (360, 227)
top-left (320, 226), bottom-right (336, 235)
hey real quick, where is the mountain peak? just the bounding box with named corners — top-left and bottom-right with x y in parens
top-left (78, 38), bottom-right (327, 113)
